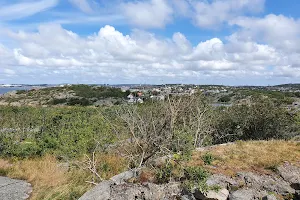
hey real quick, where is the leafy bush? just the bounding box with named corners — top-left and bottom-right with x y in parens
top-left (218, 95), bottom-right (231, 103)
top-left (213, 97), bottom-right (293, 143)
top-left (66, 98), bottom-right (92, 106)
top-left (183, 166), bottom-right (210, 193)
top-left (201, 152), bottom-right (215, 165)
top-left (155, 162), bottom-right (175, 184)
top-left (0, 106), bottom-right (117, 158)
top-left (49, 98), bottom-right (67, 105)
top-left (16, 90), bottom-right (27, 94)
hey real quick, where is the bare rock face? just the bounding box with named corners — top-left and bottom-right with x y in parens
top-left (79, 165), bottom-right (300, 200)
top-left (79, 180), bottom-right (112, 200)
top-left (193, 188), bottom-right (229, 200)
top-left (236, 172), bottom-right (295, 196)
top-left (79, 169), bottom-right (181, 200)
top-left (277, 164), bottom-right (300, 190)
top-left (229, 189), bottom-right (268, 200)
top-left (0, 176), bottom-right (32, 200)
top-left (79, 181), bottom-right (181, 200)
top-left (206, 174), bottom-right (238, 189)
top-left (110, 170), bottom-right (138, 185)
top-left (110, 182), bottom-right (181, 200)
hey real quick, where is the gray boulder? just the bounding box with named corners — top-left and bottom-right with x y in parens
top-left (229, 189), bottom-right (267, 200)
top-left (237, 172), bottom-right (295, 196)
top-left (206, 174), bottom-right (238, 189)
top-left (277, 164), bottom-right (300, 190)
top-left (109, 182), bottom-right (181, 200)
top-left (78, 180), bottom-right (112, 200)
top-left (79, 169), bottom-right (181, 200)
top-left (262, 194), bottom-right (277, 200)
top-left (0, 176), bottom-right (32, 200)
top-left (79, 169), bottom-right (139, 200)
top-left (110, 169), bottom-right (139, 185)
top-left (194, 188), bottom-right (229, 200)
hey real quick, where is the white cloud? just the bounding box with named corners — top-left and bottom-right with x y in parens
top-left (174, 0), bottom-right (265, 29)
top-left (121, 0), bottom-right (173, 28)
top-left (69, 0), bottom-right (93, 13)
top-left (2, 24), bottom-right (300, 84)
top-left (0, 0), bottom-right (58, 21)
top-left (230, 14), bottom-right (300, 52)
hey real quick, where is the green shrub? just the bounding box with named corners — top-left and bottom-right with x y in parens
top-left (0, 106), bottom-right (117, 158)
top-left (213, 97), bottom-right (293, 143)
top-left (183, 166), bottom-right (210, 193)
top-left (155, 162), bottom-right (175, 184)
top-left (218, 95), bottom-right (231, 103)
top-left (66, 98), bottom-right (91, 106)
top-left (16, 90), bottom-right (27, 94)
top-left (49, 98), bottom-right (67, 105)
top-left (201, 152), bottom-right (215, 165)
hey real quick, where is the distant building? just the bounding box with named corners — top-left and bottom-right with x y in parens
top-left (127, 93), bottom-right (144, 104)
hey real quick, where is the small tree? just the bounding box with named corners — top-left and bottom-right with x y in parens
top-left (115, 94), bottom-right (214, 168)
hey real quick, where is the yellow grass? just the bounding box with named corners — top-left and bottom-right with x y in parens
top-left (0, 154), bottom-right (127, 200)
top-left (190, 140), bottom-right (300, 176)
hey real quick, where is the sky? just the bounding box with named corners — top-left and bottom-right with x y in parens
top-left (0, 0), bottom-right (300, 85)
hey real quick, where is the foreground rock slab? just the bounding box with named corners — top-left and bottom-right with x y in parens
top-left (0, 176), bottom-right (32, 200)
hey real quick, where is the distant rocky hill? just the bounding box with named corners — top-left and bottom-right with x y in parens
top-left (0, 85), bottom-right (129, 107)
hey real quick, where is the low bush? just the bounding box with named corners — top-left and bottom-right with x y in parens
top-left (49, 98), bottom-right (67, 105)
top-left (213, 97), bottom-right (293, 143)
top-left (0, 106), bottom-right (118, 158)
top-left (183, 166), bottom-right (210, 193)
top-left (201, 152), bottom-right (215, 165)
top-left (218, 95), bottom-right (231, 103)
top-left (66, 98), bottom-right (92, 106)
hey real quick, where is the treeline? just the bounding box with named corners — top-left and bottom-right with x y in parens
top-left (69, 85), bottom-right (130, 99)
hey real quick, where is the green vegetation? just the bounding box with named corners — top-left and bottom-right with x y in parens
top-left (0, 106), bottom-right (117, 158)
top-left (236, 89), bottom-right (297, 105)
top-left (0, 88), bottom-right (299, 199)
top-left (201, 152), bottom-right (215, 165)
top-left (69, 85), bottom-right (130, 99)
top-left (213, 97), bottom-right (293, 143)
top-left (183, 166), bottom-right (210, 193)
top-left (218, 95), bottom-right (231, 103)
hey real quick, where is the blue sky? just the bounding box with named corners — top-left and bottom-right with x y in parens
top-left (0, 0), bottom-right (300, 85)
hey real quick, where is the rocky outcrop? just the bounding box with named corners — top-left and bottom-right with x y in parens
top-left (79, 180), bottom-right (181, 200)
top-left (79, 164), bottom-right (300, 200)
top-left (193, 188), bottom-right (229, 200)
top-left (277, 163), bottom-right (300, 190)
top-left (0, 176), bottom-right (32, 200)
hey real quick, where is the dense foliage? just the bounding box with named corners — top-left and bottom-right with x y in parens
top-left (69, 85), bottom-right (130, 99)
top-left (0, 94), bottom-right (298, 160)
top-left (0, 107), bottom-right (117, 158)
top-left (212, 97), bottom-right (294, 143)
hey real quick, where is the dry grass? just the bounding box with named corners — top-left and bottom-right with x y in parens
top-left (189, 140), bottom-right (300, 176)
top-left (0, 154), bottom-right (128, 200)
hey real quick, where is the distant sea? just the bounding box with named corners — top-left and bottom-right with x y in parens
top-left (0, 86), bottom-right (34, 95)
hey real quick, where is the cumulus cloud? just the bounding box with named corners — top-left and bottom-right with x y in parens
top-left (2, 24), bottom-right (299, 84)
top-left (121, 0), bottom-right (173, 28)
top-left (230, 14), bottom-right (300, 52)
